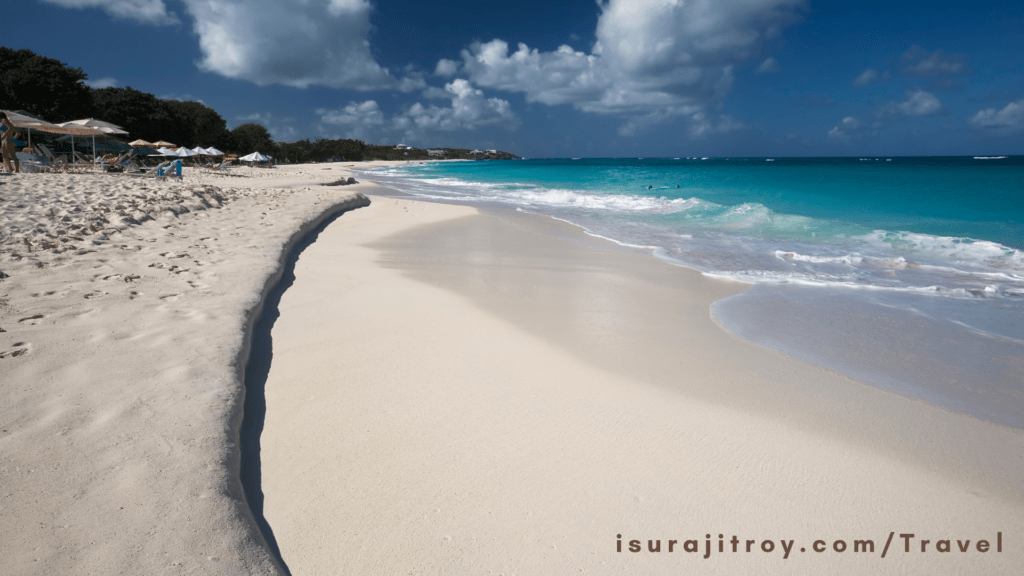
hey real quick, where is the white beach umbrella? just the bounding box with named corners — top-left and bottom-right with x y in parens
top-left (2, 111), bottom-right (105, 163)
top-left (239, 152), bottom-right (269, 162)
top-left (58, 119), bottom-right (124, 163)
top-left (59, 118), bottom-right (129, 135)
top-left (1, 110), bottom-right (60, 150)
top-left (53, 129), bottom-right (108, 164)
top-left (203, 147), bottom-right (224, 156)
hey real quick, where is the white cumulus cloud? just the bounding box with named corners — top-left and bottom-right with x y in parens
top-left (756, 57), bottom-right (781, 74)
top-left (827, 116), bottom-right (861, 141)
top-left (450, 0), bottom-right (804, 134)
top-left (968, 99), bottom-right (1024, 132)
top-left (180, 0), bottom-right (397, 90)
top-left (44, 0), bottom-right (413, 90)
top-left (901, 46), bottom-right (967, 77)
top-left (319, 80), bottom-right (519, 142)
top-left (435, 59), bottom-right (460, 77)
top-left (394, 79), bottom-right (520, 133)
top-left (874, 89), bottom-right (945, 122)
top-left (850, 68), bottom-right (892, 87)
top-left (317, 101), bottom-right (387, 140)
top-left (86, 77), bottom-right (119, 89)
top-left (41, 0), bottom-right (178, 25)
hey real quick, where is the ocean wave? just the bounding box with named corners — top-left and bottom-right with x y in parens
top-left (359, 164), bottom-right (1024, 302)
top-left (858, 230), bottom-right (1024, 270)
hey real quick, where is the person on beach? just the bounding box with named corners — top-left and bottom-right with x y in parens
top-left (0, 112), bottom-right (21, 173)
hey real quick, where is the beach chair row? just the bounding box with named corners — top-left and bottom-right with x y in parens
top-left (13, 146), bottom-right (220, 180)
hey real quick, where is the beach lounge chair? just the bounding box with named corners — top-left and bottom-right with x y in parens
top-left (36, 144), bottom-right (63, 168)
top-left (152, 160), bottom-right (183, 181)
top-left (102, 150), bottom-right (135, 172)
top-left (15, 151), bottom-right (50, 173)
top-left (116, 150), bottom-right (135, 165)
top-left (129, 160), bottom-right (172, 179)
top-left (36, 144), bottom-right (76, 172)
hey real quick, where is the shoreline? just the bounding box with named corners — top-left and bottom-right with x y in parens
top-left (362, 198), bottom-right (1024, 497)
top-left (355, 160), bottom-right (1024, 433)
top-left (258, 189), bottom-right (1023, 574)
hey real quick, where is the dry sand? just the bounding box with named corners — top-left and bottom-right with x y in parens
top-left (259, 196), bottom-right (1023, 575)
top-left (0, 162), bottom-right (395, 574)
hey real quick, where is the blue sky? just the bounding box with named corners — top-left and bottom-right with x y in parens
top-left (5, 0), bottom-right (1024, 157)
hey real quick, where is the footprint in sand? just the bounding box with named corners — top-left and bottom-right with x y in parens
top-left (160, 294), bottom-right (179, 302)
top-left (83, 291), bottom-right (106, 299)
top-left (18, 314), bottom-right (44, 325)
top-left (0, 343), bottom-right (31, 359)
top-left (100, 274), bottom-right (141, 283)
top-left (129, 291), bottom-right (142, 300)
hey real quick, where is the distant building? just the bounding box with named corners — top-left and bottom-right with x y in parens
top-left (395, 143), bottom-right (409, 150)
top-left (428, 149), bottom-right (445, 157)
top-left (487, 149), bottom-right (497, 154)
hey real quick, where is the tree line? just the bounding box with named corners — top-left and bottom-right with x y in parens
top-left (0, 47), bottom-right (275, 154)
top-left (0, 47), bottom-right (517, 161)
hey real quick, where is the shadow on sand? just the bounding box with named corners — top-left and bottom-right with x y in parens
top-left (240, 211), bottom-right (348, 576)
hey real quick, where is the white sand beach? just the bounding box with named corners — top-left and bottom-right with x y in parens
top-left (2, 163), bottom-right (1022, 575)
top-left (0, 163), bottom-right (378, 574)
top-left (257, 195), bottom-right (1024, 575)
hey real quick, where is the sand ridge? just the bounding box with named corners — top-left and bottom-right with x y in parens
top-left (0, 163), bottom-right (386, 575)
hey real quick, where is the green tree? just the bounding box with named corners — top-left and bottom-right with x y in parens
top-left (163, 100), bottom-right (230, 149)
top-left (91, 87), bottom-right (175, 143)
top-left (0, 47), bottom-right (93, 121)
top-left (230, 123), bottom-right (277, 155)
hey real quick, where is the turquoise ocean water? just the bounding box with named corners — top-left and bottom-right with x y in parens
top-left (359, 157), bottom-right (1024, 428)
